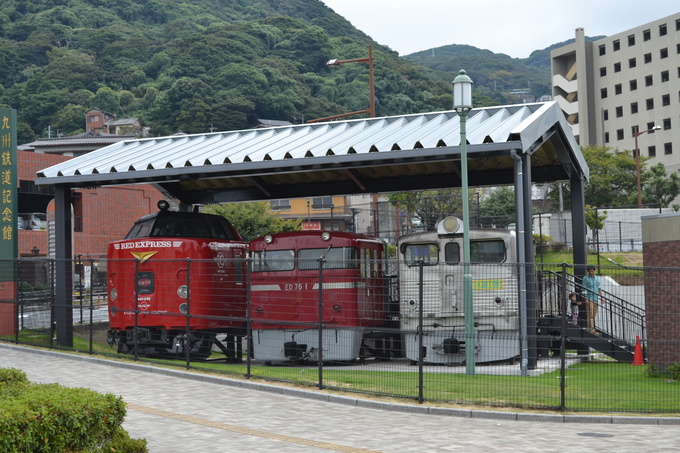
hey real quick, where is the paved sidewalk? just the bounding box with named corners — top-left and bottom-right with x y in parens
top-left (1, 344), bottom-right (678, 452)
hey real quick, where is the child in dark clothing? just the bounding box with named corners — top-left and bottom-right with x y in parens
top-left (569, 292), bottom-right (580, 325)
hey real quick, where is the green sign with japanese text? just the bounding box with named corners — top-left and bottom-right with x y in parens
top-left (0, 108), bottom-right (17, 276)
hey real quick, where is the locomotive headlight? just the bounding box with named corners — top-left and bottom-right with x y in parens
top-left (179, 303), bottom-right (188, 314)
top-left (321, 231), bottom-right (331, 241)
top-left (110, 288), bottom-right (117, 302)
top-left (264, 234), bottom-right (273, 244)
top-left (333, 304), bottom-right (341, 312)
top-left (177, 285), bottom-right (188, 299)
top-left (494, 297), bottom-right (505, 307)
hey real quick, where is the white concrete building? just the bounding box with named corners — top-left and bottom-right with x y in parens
top-left (551, 13), bottom-right (680, 177)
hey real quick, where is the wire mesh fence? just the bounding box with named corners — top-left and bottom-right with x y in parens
top-left (2, 256), bottom-right (680, 413)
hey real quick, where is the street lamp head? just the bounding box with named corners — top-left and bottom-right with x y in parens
top-left (652, 125), bottom-right (661, 131)
top-left (326, 59), bottom-right (340, 66)
top-left (452, 69), bottom-right (473, 113)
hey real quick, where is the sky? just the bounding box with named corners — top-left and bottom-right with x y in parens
top-left (321, 1), bottom-right (679, 58)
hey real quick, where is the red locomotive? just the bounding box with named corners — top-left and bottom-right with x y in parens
top-left (248, 230), bottom-right (393, 363)
top-left (107, 201), bottom-right (248, 359)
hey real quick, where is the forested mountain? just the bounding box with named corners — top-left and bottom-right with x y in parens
top-left (0, 0), bottom-right (599, 144)
top-left (405, 36), bottom-right (604, 106)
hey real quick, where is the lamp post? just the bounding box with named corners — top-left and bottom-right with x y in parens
top-left (308, 46), bottom-right (376, 122)
top-left (453, 69), bottom-right (475, 376)
top-left (633, 125), bottom-right (660, 208)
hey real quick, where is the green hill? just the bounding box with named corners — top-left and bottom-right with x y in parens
top-left (0, 0), bottom-right (603, 143)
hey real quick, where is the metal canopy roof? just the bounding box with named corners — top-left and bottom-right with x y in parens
top-left (36, 101), bottom-right (587, 204)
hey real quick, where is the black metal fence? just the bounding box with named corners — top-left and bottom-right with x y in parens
top-left (2, 257), bottom-right (679, 414)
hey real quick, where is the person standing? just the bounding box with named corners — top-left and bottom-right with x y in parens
top-left (569, 292), bottom-right (580, 325)
top-left (582, 265), bottom-right (603, 334)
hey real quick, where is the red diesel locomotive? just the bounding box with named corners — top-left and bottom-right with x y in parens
top-left (248, 230), bottom-right (392, 362)
top-left (107, 202), bottom-right (248, 359)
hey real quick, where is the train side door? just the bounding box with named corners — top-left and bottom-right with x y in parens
top-left (357, 246), bottom-right (384, 322)
top-left (443, 241), bottom-right (460, 313)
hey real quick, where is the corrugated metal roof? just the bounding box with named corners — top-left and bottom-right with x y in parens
top-left (36, 101), bottom-right (586, 204)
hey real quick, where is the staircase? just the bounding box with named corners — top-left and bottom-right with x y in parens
top-left (537, 268), bottom-right (646, 363)
top-left (538, 316), bottom-right (638, 362)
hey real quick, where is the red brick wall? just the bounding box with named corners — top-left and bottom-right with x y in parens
top-left (72, 185), bottom-right (159, 257)
top-left (18, 150), bottom-right (70, 179)
top-left (643, 240), bottom-right (680, 368)
top-left (17, 150), bottom-right (162, 258)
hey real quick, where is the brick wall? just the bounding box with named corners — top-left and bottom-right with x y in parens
top-left (17, 150), bottom-right (161, 258)
top-left (643, 240), bottom-right (680, 368)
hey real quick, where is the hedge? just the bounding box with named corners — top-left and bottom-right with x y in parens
top-left (0, 368), bottom-right (147, 452)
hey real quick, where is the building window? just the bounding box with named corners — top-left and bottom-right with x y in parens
top-left (615, 106), bottom-right (623, 117)
top-left (604, 132), bottom-right (610, 143)
top-left (628, 34), bottom-right (635, 46)
top-left (648, 146), bottom-right (656, 157)
top-left (664, 143), bottom-right (672, 155)
top-left (643, 29), bottom-right (651, 41)
top-left (270, 199), bottom-right (291, 211)
top-left (645, 75), bottom-right (653, 86)
top-left (599, 44), bottom-right (606, 56)
top-left (677, 18), bottom-right (680, 31)
top-left (600, 88), bottom-right (608, 99)
top-left (629, 57), bottom-right (636, 68)
top-left (89, 115), bottom-right (100, 122)
top-left (646, 98), bottom-right (654, 110)
top-left (661, 70), bottom-right (670, 82)
top-left (677, 43), bottom-right (680, 54)
top-left (603, 109), bottom-right (609, 121)
top-left (662, 94), bottom-right (670, 106)
top-left (600, 67), bottom-right (607, 77)
top-left (614, 84), bottom-right (622, 95)
top-left (631, 102), bottom-right (638, 114)
top-left (663, 118), bottom-right (671, 130)
top-left (630, 79), bottom-right (638, 91)
top-left (660, 48), bottom-right (669, 59)
top-left (614, 62), bottom-right (621, 73)
top-left (613, 39), bottom-right (620, 51)
top-left (616, 129), bottom-right (624, 140)
top-left (311, 196), bottom-right (333, 209)
top-left (659, 23), bottom-right (667, 36)
top-left (644, 53), bottom-right (652, 63)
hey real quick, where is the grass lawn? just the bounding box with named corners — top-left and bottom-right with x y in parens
top-left (4, 334), bottom-right (679, 413)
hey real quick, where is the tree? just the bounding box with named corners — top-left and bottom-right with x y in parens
top-left (387, 189), bottom-right (462, 230)
top-left (585, 205), bottom-right (607, 248)
top-left (480, 187), bottom-right (515, 221)
top-left (203, 202), bottom-right (300, 240)
top-left (548, 145), bottom-right (680, 209)
top-left (89, 87), bottom-right (123, 116)
top-left (642, 163), bottom-right (680, 208)
top-left (51, 103), bottom-right (86, 135)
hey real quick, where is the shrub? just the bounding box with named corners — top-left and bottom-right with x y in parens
top-left (0, 368), bottom-right (148, 452)
top-left (19, 281), bottom-right (34, 292)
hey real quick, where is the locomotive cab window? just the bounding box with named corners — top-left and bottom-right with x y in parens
top-left (204, 217), bottom-right (238, 240)
top-left (125, 218), bottom-right (154, 239)
top-left (151, 218), bottom-right (209, 238)
top-left (402, 243), bottom-right (438, 266)
top-left (298, 247), bottom-right (357, 270)
top-left (470, 240), bottom-right (505, 263)
top-left (444, 242), bottom-right (460, 264)
top-left (251, 249), bottom-right (295, 272)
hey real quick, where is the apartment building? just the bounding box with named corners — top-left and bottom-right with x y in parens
top-left (551, 13), bottom-right (680, 176)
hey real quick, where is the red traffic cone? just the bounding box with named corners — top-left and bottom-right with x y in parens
top-left (632, 335), bottom-right (644, 365)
